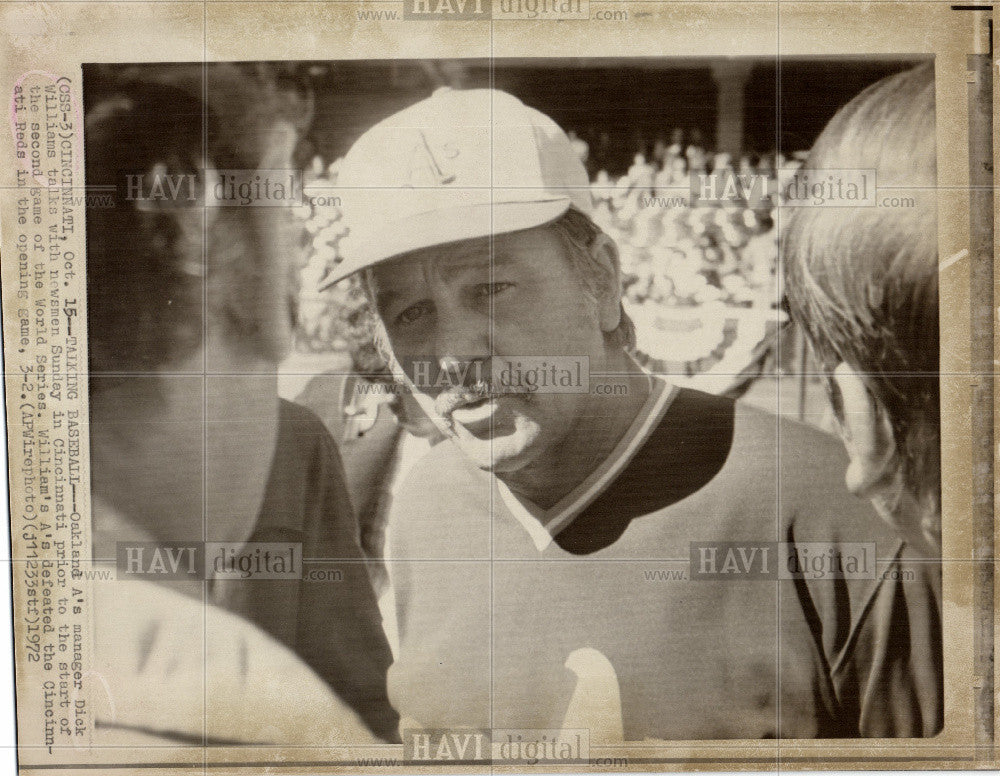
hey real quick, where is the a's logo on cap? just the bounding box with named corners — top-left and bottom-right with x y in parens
top-left (406, 130), bottom-right (459, 187)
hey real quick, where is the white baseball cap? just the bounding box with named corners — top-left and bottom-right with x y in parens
top-left (326, 87), bottom-right (593, 284)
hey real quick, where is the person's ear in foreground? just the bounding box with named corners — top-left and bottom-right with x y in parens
top-left (783, 62), bottom-right (940, 556)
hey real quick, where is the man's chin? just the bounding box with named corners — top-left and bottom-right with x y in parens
top-left (450, 427), bottom-right (543, 474)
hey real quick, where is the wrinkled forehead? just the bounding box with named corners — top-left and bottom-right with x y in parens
top-left (367, 227), bottom-right (560, 298)
top-left (364, 239), bottom-right (486, 317)
top-left (374, 236), bottom-right (493, 283)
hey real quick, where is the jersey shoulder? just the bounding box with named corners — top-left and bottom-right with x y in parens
top-left (254, 399), bottom-right (354, 540)
top-left (701, 394), bottom-right (898, 547)
top-left (277, 398), bottom-right (337, 451)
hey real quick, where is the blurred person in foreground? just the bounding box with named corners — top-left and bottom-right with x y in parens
top-left (327, 86), bottom-right (941, 739)
top-left (783, 62), bottom-right (941, 557)
top-left (85, 65), bottom-right (396, 743)
top-left (294, 330), bottom-right (445, 602)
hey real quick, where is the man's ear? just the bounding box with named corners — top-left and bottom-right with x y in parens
top-left (588, 234), bottom-right (623, 334)
top-left (831, 362), bottom-right (899, 498)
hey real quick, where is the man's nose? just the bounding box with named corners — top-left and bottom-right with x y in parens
top-left (434, 309), bottom-right (490, 382)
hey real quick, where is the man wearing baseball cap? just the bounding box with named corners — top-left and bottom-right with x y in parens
top-left (331, 88), bottom-right (941, 739)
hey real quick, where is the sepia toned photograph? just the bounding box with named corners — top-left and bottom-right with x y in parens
top-left (0, 3), bottom-right (992, 773)
top-left (81, 55), bottom-right (942, 745)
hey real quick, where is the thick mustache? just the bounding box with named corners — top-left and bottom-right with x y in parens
top-left (433, 380), bottom-right (529, 419)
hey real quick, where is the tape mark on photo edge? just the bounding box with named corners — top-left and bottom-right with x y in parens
top-left (939, 248), bottom-right (968, 271)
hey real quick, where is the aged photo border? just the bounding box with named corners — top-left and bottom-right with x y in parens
top-left (0, 1), bottom-right (994, 772)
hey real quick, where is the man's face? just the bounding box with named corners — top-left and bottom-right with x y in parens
top-left (371, 225), bottom-right (608, 473)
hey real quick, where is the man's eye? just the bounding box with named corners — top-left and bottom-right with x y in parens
top-left (395, 301), bottom-right (432, 326)
top-left (475, 282), bottom-right (514, 299)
